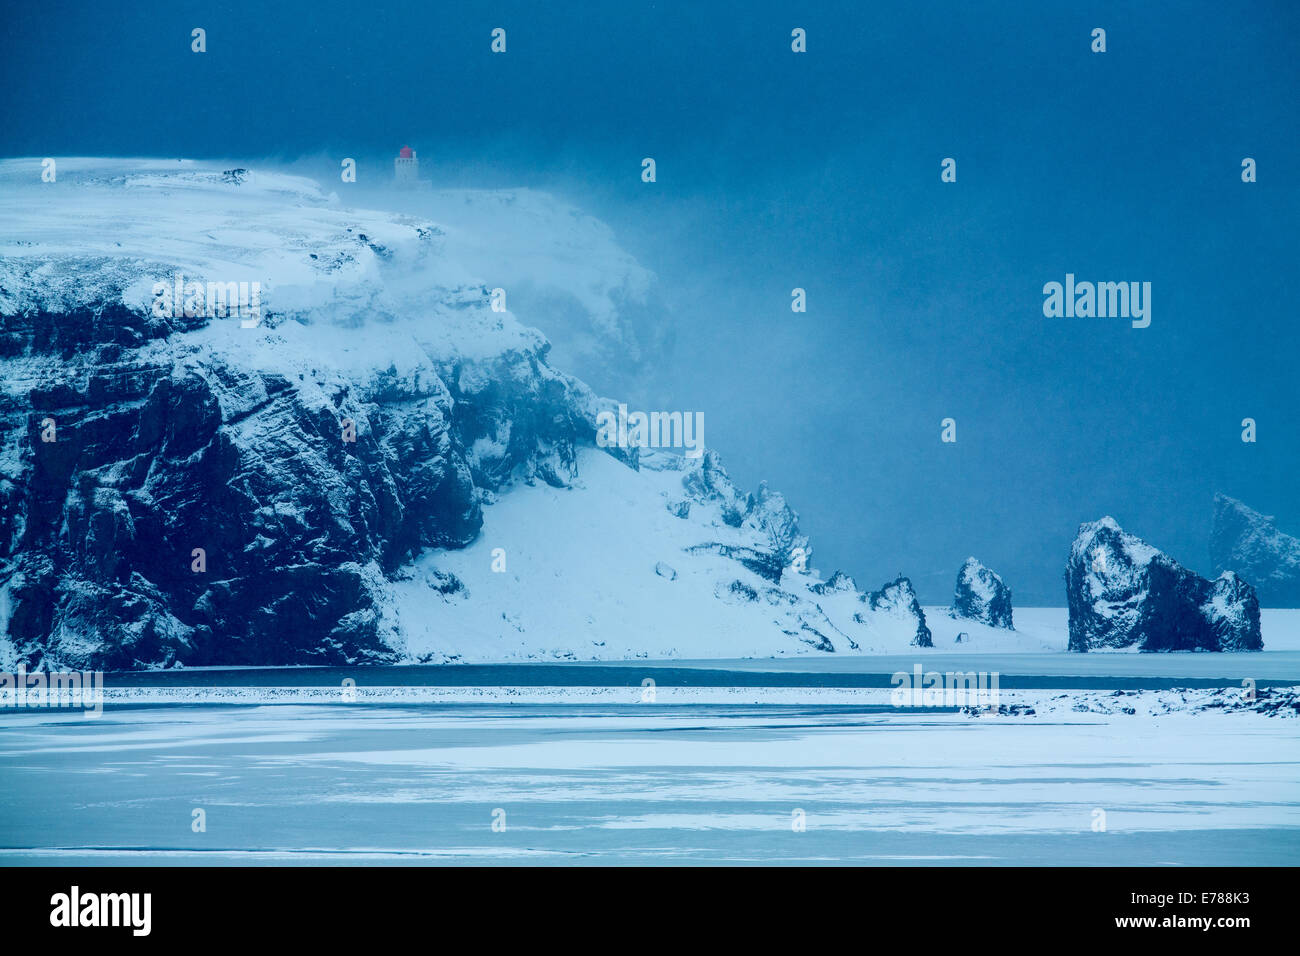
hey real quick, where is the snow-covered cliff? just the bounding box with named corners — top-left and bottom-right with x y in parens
top-left (0, 158), bottom-right (938, 668)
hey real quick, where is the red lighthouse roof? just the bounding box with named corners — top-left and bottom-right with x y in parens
top-left (399, 146), bottom-right (413, 158)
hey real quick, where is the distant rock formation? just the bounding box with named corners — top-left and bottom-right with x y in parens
top-left (1066, 517), bottom-right (1262, 652)
top-left (1211, 494), bottom-right (1300, 607)
top-left (949, 557), bottom-right (1014, 629)
top-left (866, 576), bottom-right (932, 647)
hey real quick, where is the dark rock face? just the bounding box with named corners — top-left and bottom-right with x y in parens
top-left (1065, 517), bottom-right (1262, 652)
top-left (0, 308), bottom-right (586, 670)
top-left (1199, 571), bottom-right (1264, 652)
top-left (1210, 494), bottom-right (1300, 607)
top-left (865, 576), bottom-right (932, 647)
top-left (949, 557), bottom-right (1014, 629)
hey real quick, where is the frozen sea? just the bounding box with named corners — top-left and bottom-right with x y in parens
top-left (1, 647), bottom-right (1298, 866)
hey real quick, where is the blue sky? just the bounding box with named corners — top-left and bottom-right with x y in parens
top-left (3, 0), bottom-right (1298, 602)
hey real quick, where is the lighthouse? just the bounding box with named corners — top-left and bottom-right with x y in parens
top-left (394, 145), bottom-right (419, 187)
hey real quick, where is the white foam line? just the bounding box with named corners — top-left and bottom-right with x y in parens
top-left (1, 683), bottom-right (1287, 717)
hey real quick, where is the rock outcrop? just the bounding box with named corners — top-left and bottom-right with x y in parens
top-left (1210, 494), bottom-right (1300, 607)
top-left (864, 576), bottom-right (933, 647)
top-left (1065, 517), bottom-right (1262, 652)
top-left (810, 571), bottom-right (857, 596)
top-left (949, 557), bottom-right (1014, 629)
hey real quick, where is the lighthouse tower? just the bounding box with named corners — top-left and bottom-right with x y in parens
top-left (394, 145), bottom-right (419, 187)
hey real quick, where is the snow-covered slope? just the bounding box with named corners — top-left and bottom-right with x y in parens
top-left (0, 158), bottom-right (962, 668)
top-left (392, 447), bottom-right (946, 662)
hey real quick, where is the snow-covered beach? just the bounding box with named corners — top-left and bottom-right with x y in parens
top-left (3, 639), bottom-right (1298, 866)
top-left (1, 682), bottom-right (1296, 866)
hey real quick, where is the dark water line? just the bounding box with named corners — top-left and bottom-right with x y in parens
top-left (97, 663), bottom-right (1294, 691)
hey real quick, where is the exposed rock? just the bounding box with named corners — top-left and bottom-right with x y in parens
top-left (716, 579), bottom-right (759, 604)
top-left (865, 576), bottom-right (932, 647)
top-left (681, 452), bottom-right (809, 583)
top-left (949, 557), bottom-right (1014, 629)
top-left (1017, 687), bottom-right (1299, 718)
top-left (424, 569), bottom-right (465, 597)
top-left (681, 450), bottom-right (749, 527)
top-left (1202, 571), bottom-right (1264, 651)
top-left (4, 347), bottom-right (490, 669)
top-left (1210, 494), bottom-right (1300, 606)
top-left (810, 571), bottom-right (857, 596)
top-left (961, 703), bottom-right (1035, 718)
top-left (1065, 517), bottom-right (1262, 652)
